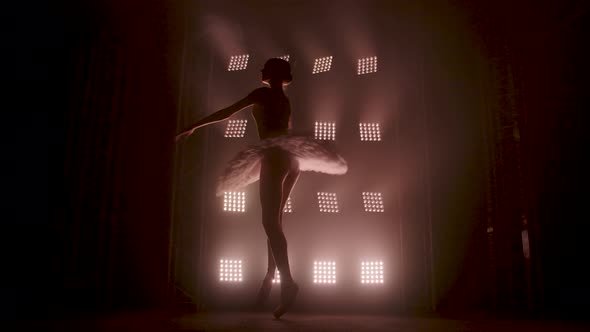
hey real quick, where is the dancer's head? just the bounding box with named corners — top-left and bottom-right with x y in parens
top-left (261, 58), bottom-right (292, 86)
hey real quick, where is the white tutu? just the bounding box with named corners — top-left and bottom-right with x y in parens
top-left (216, 135), bottom-right (348, 196)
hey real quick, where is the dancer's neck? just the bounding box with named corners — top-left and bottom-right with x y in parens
top-left (268, 80), bottom-right (285, 93)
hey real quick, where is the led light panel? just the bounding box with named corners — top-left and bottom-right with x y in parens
top-left (224, 119), bottom-right (248, 138)
top-left (361, 261), bottom-right (384, 284)
top-left (278, 55), bottom-right (290, 62)
top-left (312, 56), bottom-right (333, 74)
top-left (357, 56), bottom-right (378, 75)
top-left (283, 197), bottom-right (293, 213)
top-left (272, 269), bottom-right (281, 284)
top-left (219, 259), bottom-right (243, 283)
top-left (362, 192), bottom-right (384, 213)
top-left (317, 192), bottom-right (339, 213)
top-left (314, 122), bottom-right (336, 140)
top-left (313, 261), bottom-right (337, 284)
top-left (223, 192), bottom-right (246, 212)
top-left (227, 54), bottom-right (250, 71)
top-left (359, 122), bottom-right (382, 141)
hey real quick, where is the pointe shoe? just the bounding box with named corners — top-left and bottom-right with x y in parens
top-left (254, 277), bottom-right (273, 308)
top-left (273, 281), bottom-right (299, 319)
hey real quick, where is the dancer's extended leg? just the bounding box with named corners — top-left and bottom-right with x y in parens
top-left (280, 168), bottom-right (300, 220)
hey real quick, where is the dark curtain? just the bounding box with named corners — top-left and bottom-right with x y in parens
top-left (442, 0), bottom-right (589, 319)
top-left (4, 0), bottom-right (184, 315)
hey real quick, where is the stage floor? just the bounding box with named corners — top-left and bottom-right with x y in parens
top-left (170, 311), bottom-right (588, 332)
top-left (8, 310), bottom-right (588, 331)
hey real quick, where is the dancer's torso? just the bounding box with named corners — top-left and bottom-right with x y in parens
top-left (251, 88), bottom-right (291, 140)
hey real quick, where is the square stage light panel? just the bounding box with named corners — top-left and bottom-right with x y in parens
top-left (312, 56), bottom-right (333, 74)
top-left (313, 261), bottom-right (337, 284)
top-left (223, 192), bottom-right (246, 212)
top-left (227, 54), bottom-right (250, 71)
top-left (315, 121), bottom-right (336, 141)
top-left (362, 192), bottom-right (384, 213)
top-left (224, 119), bottom-right (248, 138)
top-left (284, 197), bottom-right (293, 213)
top-left (361, 261), bottom-right (384, 284)
top-left (357, 56), bottom-right (378, 75)
top-left (359, 122), bottom-right (381, 141)
top-left (272, 269), bottom-right (281, 284)
top-left (317, 192), bottom-right (339, 213)
top-left (219, 259), bottom-right (243, 282)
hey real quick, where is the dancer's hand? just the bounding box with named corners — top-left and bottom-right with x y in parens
top-left (175, 129), bottom-right (195, 142)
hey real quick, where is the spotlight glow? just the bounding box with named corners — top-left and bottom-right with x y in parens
top-left (224, 119), bottom-right (248, 138)
top-left (223, 192), bottom-right (246, 212)
top-left (219, 259), bottom-right (243, 283)
top-left (314, 121), bottom-right (336, 140)
top-left (272, 269), bottom-right (281, 284)
top-left (278, 55), bottom-right (290, 62)
top-left (317, 192), bottom-right (339, 213)
top-left (357, 56), bottom-right (378, 75)
top-left (361, 261), bottom-right (384, 284)
top-left (312, 56), bottom-right (333, 74)
top-left (227, 54), bottom-right (249, 71)
top-left (313, 261), bottom-right (337, 284)
top-left (283, 197), bottom-right (293, 213)
top-left (359, 123), bottom-right (381, 141)
top-left (362, 192), bottom-right (384, 213)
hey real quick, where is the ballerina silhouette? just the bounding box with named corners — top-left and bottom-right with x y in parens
top-left (176, 58), bottom-right (347, 318)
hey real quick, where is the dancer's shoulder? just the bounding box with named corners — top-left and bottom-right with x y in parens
top-left (247, 87), bottom-right (271, 103)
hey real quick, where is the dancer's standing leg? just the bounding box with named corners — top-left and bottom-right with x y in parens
top-left (255, 166), bottom-right (300, 307)
top-left (259, 150), bottom-right (299, 318)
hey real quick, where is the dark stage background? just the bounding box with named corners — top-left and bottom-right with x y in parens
top-left (3, 0), bottom-right (588, 322)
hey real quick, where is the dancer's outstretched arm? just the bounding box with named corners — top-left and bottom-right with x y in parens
top-left (176, 90), bottom-right (261, 141)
